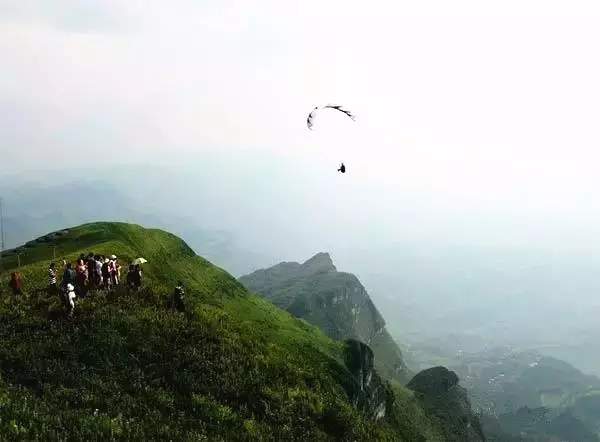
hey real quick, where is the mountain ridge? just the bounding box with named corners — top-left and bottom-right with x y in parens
top-left (239, 253), bottom-right (408, 384)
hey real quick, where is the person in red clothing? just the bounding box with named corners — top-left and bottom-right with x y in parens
top-left (75, 258), bottom-right (88, 296)
top-left (9, 272), bottom-right (22, 296)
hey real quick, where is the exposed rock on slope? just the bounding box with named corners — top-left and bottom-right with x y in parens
top-left (408, 366), bottom-right (487, 442)
top-left (239, 252), bottom-right (411, 383)
top-left (340, 339), bottom-right (395, 421)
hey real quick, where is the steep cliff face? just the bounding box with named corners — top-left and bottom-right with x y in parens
top-left (408, 366), bottom-right (487, 442)
top-left (326, 339), bottom-right (396, 423)
top-left (239, 252), bottom-right (411, 383)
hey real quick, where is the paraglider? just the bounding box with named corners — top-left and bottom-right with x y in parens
top-left (307, 104), bottom-right (356, 173)
top-left (306, 104), bottom-right (356, 130)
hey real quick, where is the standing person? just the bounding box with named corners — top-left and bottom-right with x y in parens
top-left (126, 265), bottom-right (134, 289)
top-left (133, 264), bottom-right (142, 291)
top-left (173, 281), bottom-right (185, 312)
top-left (95, 255), bottom-right (103, 286)
top-left (48, 263), bottom-right (58, 296)
top-left (65, 283), bottom-right (76, 316)
top-left (9, 272), bottom-right (22, 296)
top-left (86, 253), bottom-right (96, 288)
top-left (62, 263), bottom-right (75, 288)
top-left (76, 259), bottom-right (88, 296)
top-left (110, 255), bottom-right (120, 286)
top-left (101, 258), bottom-right (111, 290)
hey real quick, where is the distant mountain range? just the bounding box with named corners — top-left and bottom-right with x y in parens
top-left (0, 180), bottom-right (277, 276)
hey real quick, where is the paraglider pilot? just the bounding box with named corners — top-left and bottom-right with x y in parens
top-left (338, 163), bottom-right (346, 173)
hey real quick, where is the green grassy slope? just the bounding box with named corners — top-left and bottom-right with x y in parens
top-left (0, 222), bottom-right (441, 441)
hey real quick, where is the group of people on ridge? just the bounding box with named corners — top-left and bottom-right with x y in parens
top-left (48, 253), bottom-right (143, 315)
top-left (5, 252), bottom-right (185, 316)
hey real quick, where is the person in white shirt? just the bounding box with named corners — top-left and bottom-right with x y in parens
top-left (95, 256), bottom-right (103, 287)
top-left (66, 283), bottom-right (76, 316)
top-left (110, 255), bottom-right (121, 286)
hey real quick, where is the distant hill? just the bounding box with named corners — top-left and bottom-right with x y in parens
top-left (0, 222), bottom-right (480, 441)
top-left (481, 406), bottom-right (599, 442)
top-left (405, 342), bottom-right (600, 440)
top-left (561, 390), bottom-right (600, 436)
top-left (407, 366), bottom-right (487, 441)
top-left (405, 345), bottom-right (600, 416)
top-left (239, 252), bottom-right (412, 384)
top-left (0, 180), bottom-right (277, 276)
top-left (340, 243), bottom-right (600, 377)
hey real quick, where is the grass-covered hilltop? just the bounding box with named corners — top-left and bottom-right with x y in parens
top-left (0, 222), bottom-right (482, 441)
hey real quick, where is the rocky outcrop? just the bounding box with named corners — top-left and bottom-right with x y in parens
top-left (239, 253), bottom-right (411, 383)
top-left (301, 252), bottom-right (337, 274)
top-left (408, 366), bottom-right (487, 441)
top-left (329, 339), bottom-right (395, 422)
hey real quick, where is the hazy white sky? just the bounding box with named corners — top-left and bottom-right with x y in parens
top-left (2, 0), bottom-right (600, 242)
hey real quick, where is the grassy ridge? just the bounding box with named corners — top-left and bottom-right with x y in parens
top-left (0, 222), bottom-right (441, 441)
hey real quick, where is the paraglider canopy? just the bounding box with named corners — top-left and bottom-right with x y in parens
top-left (306, 104), bottom-right (356, 131)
